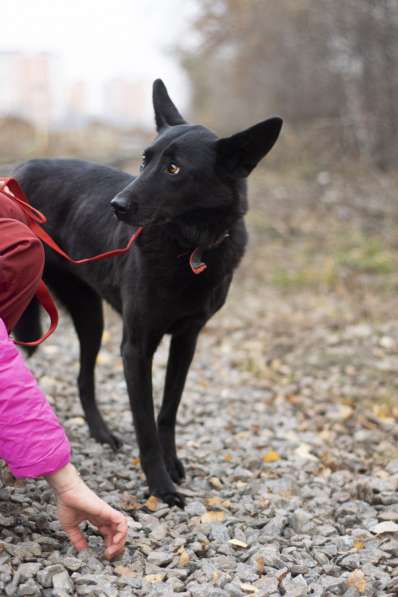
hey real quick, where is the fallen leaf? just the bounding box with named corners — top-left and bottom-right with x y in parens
top-left (144, 496), bottom-right (159, 512)
top-left (120, 494), bottom-right (141, 511)
top-left (256, 557), bottom-right (265, 575)
top-left (209, 477), bottom-right (223, 489)
top-left (178, 549), bottom-right (190, 567)
top-left (240, 583), bottom-right (258, 593)
top-left (67, 416), bottom-right (86, 427)
top-left (373, 404), bottom-right (395, 421)
top-left (114, 565), bottom-right (136, 578)
top-left (207, 496), bottom-right (224, 507)
top-left (131, 457), bottom-right (140, 466)
top-left (228, 538), bottom-right (248, 549)
top-left (286, 394), bottom-right (301, 405)
top-left (144, 573), bottom-right (165, 583)
top-left (372, 521), bottom-right (398, 534)
top-left (201, 510), bottom-right (225, 524)
top-left (347, 569), bottom-right (366, 593)
top-left (262, 450), bottom-right (280, 463)
top-left (223, 453), bottom-right (233, 462)
top-left (212, 570), bottom-right (221, 583)
top-left (353, 540), bottom-right (365, 550)
top-left (294, 443), bottom-right (318, 461)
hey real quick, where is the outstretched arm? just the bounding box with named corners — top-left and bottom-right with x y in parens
top-left (0, 319), bottom-right (127, 559)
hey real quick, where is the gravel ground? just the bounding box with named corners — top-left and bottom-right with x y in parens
top-left (1, 173), bottom-right (398, 596)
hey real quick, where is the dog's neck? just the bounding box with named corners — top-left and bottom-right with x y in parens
top-left (167, 207), bottom-right (241, 251)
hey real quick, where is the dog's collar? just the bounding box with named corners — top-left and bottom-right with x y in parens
top-left (189, 231), bottom-right (230, 274)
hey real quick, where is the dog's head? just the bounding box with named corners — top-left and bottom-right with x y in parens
top-left (111, 79), bottom-right (282, 230)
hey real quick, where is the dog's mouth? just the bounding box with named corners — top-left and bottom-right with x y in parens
top-left (112, 207), bottom-right (140, 225)
top-left (112, 201), bottom-right (234, 246)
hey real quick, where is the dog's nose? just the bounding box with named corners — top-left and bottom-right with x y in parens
top-left (111, 195), bottom-right (131, 215)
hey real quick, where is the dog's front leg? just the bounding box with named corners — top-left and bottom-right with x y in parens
top-left (121, 332), bottom-right (185, 508)
top-left (158, 328), bottom-right (201, 484)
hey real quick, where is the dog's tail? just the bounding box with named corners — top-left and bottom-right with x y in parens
top-left (13, 298), bottom-right (42, 356)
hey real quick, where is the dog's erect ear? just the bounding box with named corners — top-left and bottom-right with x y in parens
top-left (216, 117), bottom-right (283, 178)
top-left (153, 79), bottom-right (186, 131)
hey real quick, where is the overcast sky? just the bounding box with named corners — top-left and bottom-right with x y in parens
top-left (0, 0), bottom-right (199, 121)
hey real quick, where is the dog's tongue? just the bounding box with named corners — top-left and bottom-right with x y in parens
top-left (189, 247), bottom-right (207, 274)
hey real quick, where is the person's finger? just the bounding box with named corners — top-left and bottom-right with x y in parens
top-left (97, 524), bottom-right (113, 547)
top-left (103, 514), bottom-right (128, 560)
top-left (111, 512), bottom-right (128, 540)
top-left (104, 540), bottom-right (125, 560)
top-left (64, 525), bottom-right (89, 553)
top-left (112, 521), bottom-right (127, 546)
top-left (99, 507), bottom-right (127, 535)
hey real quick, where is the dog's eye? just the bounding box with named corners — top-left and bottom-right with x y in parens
top-left (166, 163), bottom-right (181, 175)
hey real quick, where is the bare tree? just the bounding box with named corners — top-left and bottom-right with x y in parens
top-left (178, 0), bottom-right (398, 170)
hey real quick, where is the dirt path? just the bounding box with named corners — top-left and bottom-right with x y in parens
top-left (1, 172), bottom-right (397, 596)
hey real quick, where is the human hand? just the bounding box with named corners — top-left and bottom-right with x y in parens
top-left (47, 463), bottom-right (128, 560)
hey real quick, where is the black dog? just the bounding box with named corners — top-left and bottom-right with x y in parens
top-left (14, 80), bottom-right (282, 506)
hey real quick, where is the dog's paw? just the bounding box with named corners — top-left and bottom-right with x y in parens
top-left (107, 433), bottom-right (123, 452)
top-left (150, 487), bottom-right (186, 509)
top-left (91, 428), bottom-right (123, 452)
top-left (165, 456), bottom-right (185, 485)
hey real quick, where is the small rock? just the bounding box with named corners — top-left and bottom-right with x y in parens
top-left (185, 501), bottom-right (207, 517)
top-left (147, 551), bottom-right (173, 567)
top-left (37, 565), bottom-right (65, 588)
top-left (255, 576), bottom-right (278, 593)
top-left (210, 524), bottom-right (230, 543)
top-left (17, 579), bottom-right (41, 596)
top-left (52, 571), bottom-right (73, 594)
top-left (62, 557), bottom-right (83, 572)
top-left (150, 523), bottom-right (168, 541)
top-left (289, 509), bottom-right (315, 534)
top-left (262, 514), bottom-right (287, 536)
top-left (236, 562), bottom-right (258, 583)
top-left (280, 573), bottom-right (308, 597)
top-left (14, 564), bottom-right (41, 585)
top-left (372, 521), bottom-right (398, 534)
top-left (4, 542), bottom-right (41, 560)
top-left (0, 515), bottom-right (15, 527)
top-left (339, 554), bottom-right (361, 570)
top-left (223, 582), bottom-right (244, 597)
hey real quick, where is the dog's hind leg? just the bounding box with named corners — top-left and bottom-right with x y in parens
top-left (13, 297), bottom-right (42, 357)
top-left (46, 268), bottom-right (122, 450)
top-left (158, 328), bottom-right (200, 484)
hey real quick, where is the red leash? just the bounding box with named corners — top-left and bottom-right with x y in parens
top-left (0, 177), bottom-right (143, 346)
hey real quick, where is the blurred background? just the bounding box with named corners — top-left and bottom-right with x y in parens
top-left (1, 0), bottom-right (398, 422)
top-left (2, 0), bottom-right (397, 170)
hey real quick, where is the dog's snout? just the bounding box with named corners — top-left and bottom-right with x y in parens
top-left (111, 195), bottom-right (131, 214)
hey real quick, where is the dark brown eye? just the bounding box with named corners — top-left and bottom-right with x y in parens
top-left (166, 163), bottom-right (181, 175)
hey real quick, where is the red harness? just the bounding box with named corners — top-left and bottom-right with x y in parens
top-left (0, 177), bottom-right (208, 346)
